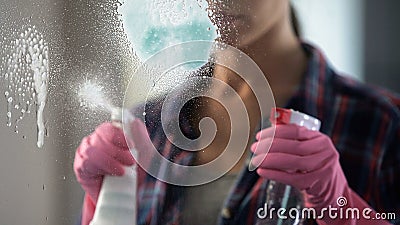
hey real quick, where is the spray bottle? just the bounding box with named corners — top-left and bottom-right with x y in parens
top-left (256, 107), bottom-right (321, 225)
top-left (90, 107), bottom-right (137, 225)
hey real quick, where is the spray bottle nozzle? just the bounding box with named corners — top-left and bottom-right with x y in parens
top-left (111, 107), bottom-right (123, 122)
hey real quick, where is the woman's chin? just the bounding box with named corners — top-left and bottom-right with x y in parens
top-left (215, 35), bottom-right (244, 48)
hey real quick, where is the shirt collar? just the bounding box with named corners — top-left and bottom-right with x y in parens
top-left (283, 42), bottom-right (336, 129)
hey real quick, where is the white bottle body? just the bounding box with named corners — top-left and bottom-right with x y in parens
top-left (90, 164), bottom-right (137, 225)
top-left (90, 108), bottom-right (138, 225)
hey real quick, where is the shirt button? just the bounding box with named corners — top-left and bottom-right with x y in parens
top-left (221, 207), bottom-right (232, 219)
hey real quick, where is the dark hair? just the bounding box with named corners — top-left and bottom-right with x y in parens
top-left (290, 4), bottom-right (301, 37)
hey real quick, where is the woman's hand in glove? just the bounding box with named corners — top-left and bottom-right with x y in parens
top-left (250, 124), bottom-right (391, 225)
top-left (74, 122), bottom-right (135, 203)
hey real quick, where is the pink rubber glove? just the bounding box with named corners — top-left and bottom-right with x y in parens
top-left (74, 119), bottom-right (152, 225)
top-left (251, 124), bottom-right (392, 224)
top-left (74, 122), bottom-right (135, 204)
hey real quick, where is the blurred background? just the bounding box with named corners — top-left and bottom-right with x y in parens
top-left (0, 0), bottom-right (399, 224)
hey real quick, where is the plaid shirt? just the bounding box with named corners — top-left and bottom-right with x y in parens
top-left (128, 43), bottom-right (400, 225)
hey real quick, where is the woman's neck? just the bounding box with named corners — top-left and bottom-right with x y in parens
top-left (197, 16), bottom-right (309, 172)
top-left (239, 14), bottom-right (308, 107)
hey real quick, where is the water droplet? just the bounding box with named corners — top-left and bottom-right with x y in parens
top-left (42, 184), bottom-right (46, 190)
top-left (22, 136), bottom-right (26, 139)
top-left (7, 97), bottom-right (13, 103)
top-left (7, 112), bottom-right (11, 118)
